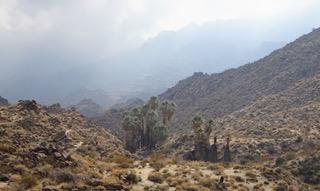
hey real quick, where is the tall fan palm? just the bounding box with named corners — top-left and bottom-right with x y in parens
top-left (160, 101), bottom-right (176, 126)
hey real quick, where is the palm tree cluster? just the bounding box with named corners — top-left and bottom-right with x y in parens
top-left (122, 96), bottom-right (176, 152)
top-left (191, 114), bottom-right (231, 162)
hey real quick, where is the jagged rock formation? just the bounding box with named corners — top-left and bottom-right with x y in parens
top-left (0, 96), bottom-right (9, 106)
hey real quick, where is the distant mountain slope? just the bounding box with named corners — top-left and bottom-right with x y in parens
top-left (160, 28), bottom-right (320, 132)
top-left (0, 96), bottom-right (9, 106)
top-left (110, 98), bottom-right (144, 110)
top-left (160, 74), bottom-right (320, 188)
top-left (72, 98), bottom-right (104, 118)
top-left (94, 20), bottom-right (287, 99)
top-left (92, 98), bottom-right (144, 138)
top-left (158, 30), bottom-right (320, 187)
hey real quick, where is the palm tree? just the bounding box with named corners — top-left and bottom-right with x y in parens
top-left (148, 96), bottom-right (158, 111)
top-left (122, 113), bottom-right (140, 151)
top-left (192, 114), bottom-right (204, 133)
top-left (146, 110), bottom-right (159, 150)
top-left (160, 101), bottom-right (176, 126)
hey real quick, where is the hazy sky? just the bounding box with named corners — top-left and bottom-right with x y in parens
top-left (0, 0), bottom-right (318, 56)
top-left (0, 0), bottom-right (320, 103)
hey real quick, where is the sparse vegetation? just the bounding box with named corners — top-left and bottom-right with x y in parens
top-left (148, 172), bottom-right (164, 183)
top-left (295, 156), bottom-right (320, 185)
top-left (1, 27), bottom-right (320, 190)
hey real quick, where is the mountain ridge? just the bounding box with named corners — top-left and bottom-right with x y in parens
top-left (160, 27), bottom-right (320, 132)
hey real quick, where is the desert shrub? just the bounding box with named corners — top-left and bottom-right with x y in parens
top-left (107, 153), bottom-right (134, 168)
top-left (198, 177), bottom-right (216, 188)
top-left (154, 184), bottom-right (170, 191)
top-left (181, 182), bottom-right (203, 191)
top-left (149, 153), bottom-right (169, 171)
top-left (276, 157), bottom-right (286, 166)
top-left (295, 156), bottom-right (320, 185)
top-left (52, 169), bottom-right (76, 183)
top-left (150, 161), bottom-right (166, 171)
top-left (245, 171), bottom-right (257, 179)
top-left (18, 174), bottom-right (38, 190)
top-left (284, 152), bottom-right (296, 161)
top-left (0, 143), bottom-right (11, 152)
top-left (162, 169), bottom-right (168, 173)
top-left (234, 176), bottom-right (244, 182)
top-left (162, 172), bottom-right (171, 179)
top-left (172, 156), bottom-right (183, 164)
top-left (191, 171), bottom-right (203, 181)
top-left (36, 164), bottom-right (53, 177)
top-left (14, 164), bottom-right (30, 175)
top-left (274, 181), bottom-right (289, 191)
top-left (148, 172), bottom-right (164, 184)
top-left (207, 164), bottom-right (224, 176)
top-left (295, 136), bottom-right (303, 143)
top-left (124, 170), bottom-right (141, 184)
top-left (167, 177), bottom-right (186, 187)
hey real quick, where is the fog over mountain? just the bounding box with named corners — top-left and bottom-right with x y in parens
top-left (0, 0), bottom-right (320, 105)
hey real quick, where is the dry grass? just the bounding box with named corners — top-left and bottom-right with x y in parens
top-left (18, 174), bottom-right (39, 190)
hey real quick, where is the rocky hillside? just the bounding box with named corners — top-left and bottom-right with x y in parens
top-left (0, 100), bottom-right (137, 190)
top-left (1, 100), bottom-right (312, 191)
top-left (161, 74), bottom-right (320, 161)
top-left (160, 28), bottom-right (320, 132)
top-left (157, 28), bottom-right (320, 189)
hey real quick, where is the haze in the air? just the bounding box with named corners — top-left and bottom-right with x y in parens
top-left (0, 0), bottom-right (320, 106)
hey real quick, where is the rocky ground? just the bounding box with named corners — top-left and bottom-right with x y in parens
top-left (0, 100), bottom-right (319, 190)
top-left (0, 101), bottom-right (134, 190)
